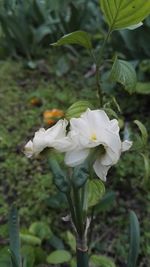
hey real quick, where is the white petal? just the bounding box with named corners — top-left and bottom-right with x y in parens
top-left (127, 22), bottom-right (143, 30)
top-left (53, 137), bottom-right (73, 152)
top-left (122, 140), bottom-right (132, 152)
top-left (33, 128), bottom-right (48, 154)
top-left (101, 146), bottom-right (120, 165)
top-left (24, 140), bottom-right (33, 158)
top-left (65, 149), bottom-right (90, 167)
top-left (93, 159), bottom-right (111, 181)
top-left (46, 119), bottom-right (68, 143)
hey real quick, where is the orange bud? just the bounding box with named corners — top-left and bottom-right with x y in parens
top-left (43, 109), bottom-right (64, 125)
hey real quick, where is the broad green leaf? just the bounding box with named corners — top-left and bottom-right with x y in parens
top-left (47, 250), bottom-right (71, 264)
top-left (72, 162), bottom-right (89, 188)
top-left (49, 158), bottom-right (70, 193)
top-left (9, 206), bottom-right (21, 267)
top-left (91, 254), bottom-right (116, 267)
top-left (127, 211), bottom-right (140, 267)
top-left (136, 82), bottom-right (150, 95)
top-left (66, 100), bottom-right (93, 120)
top-left (88, 180), bottom-right (105, 208)
top-left (100, 0), bottom-right (150, 30)
top-left (20, 233), bottom-right (41, 246)
top-left (29, 222), bottom-right (52, 241)
top-left (134, 120), bottom-right (148, 144)
top-left (52, 31), bottom-right (92, 50)
top-left (110, 57), bottom-right (137, 93)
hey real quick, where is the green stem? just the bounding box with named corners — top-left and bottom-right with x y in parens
top-left (76, 247), bottom-right (89, 267)
top-left (66, 193), bottom-right (77, 229)
top-left (95, 29), bottom-right (112, 107)
top-left (73, 187), bottom-right (84, 238)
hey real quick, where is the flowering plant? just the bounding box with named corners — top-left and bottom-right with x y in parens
top-left (22, 1), bottom-right (150, 267)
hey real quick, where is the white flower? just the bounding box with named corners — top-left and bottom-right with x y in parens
top-left (65, 109), bottom-right (132, 181)
top-left (127, 22), bottom-right (143, 30)
top-left (24, 119), bottom-right (70, 157)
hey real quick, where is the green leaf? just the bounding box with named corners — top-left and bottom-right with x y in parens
top-left (21, 246), bottom-right (35, 267)
top-left (47, 250), bottom-right (71, 264)
top-left (88, 180), bottom-right (105, 208)
top-left (141, 153), bottom-right (150, 183)
top-left (91, 254), bottom-right (116, 267)
top-left (9, 206), bottom-right (21, 267)
top-left (127, 211), bottom-right (140, 267)
top-left (52, 30), bottom-right (92, 50)
top-left (100, 0), bottom-right (150, 30)
top-left (29, 222), bottom-right (52, 241)
top-left (136, 82), bottom-right (150, 95)
top-left (49, 158), bottom-right (70, 193)
top-left (20, 233), bottom-right (41, 246)
top-left (134, 120), bottom-right (148, 145)
top-left (66, 100), bottom-right (93, 120)
top-left (72, 162), bottom-right (89, 188)
top-left (110, 57), bottom-right (137, 93)
top-left (65, 231), bottom-right (76, 252)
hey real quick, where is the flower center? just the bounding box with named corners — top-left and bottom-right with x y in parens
top-left (90, 133), bottom-right (97, 141)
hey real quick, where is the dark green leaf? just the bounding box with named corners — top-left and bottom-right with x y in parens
top-left (110, 57), bottom-right (137, 93)
top-left (72, 162), bottom-right (89, 188)
top-left (127, 210), bottom-right (140, 267)
top-left (49, 158), bottom-right (70, 193)
top-left (52, 30), bottom-right (92, 49)
top-left (9, 206), bottom-right (21, 267)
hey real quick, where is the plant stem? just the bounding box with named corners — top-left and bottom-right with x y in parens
top-left (73, 187), bottom-right (84, 237)
top-left (76, 247), bottom-right (89, 267)
top-left (66, 193), bottom-right (77, 229)
top-left (95, 29), bottom-right (112, 107)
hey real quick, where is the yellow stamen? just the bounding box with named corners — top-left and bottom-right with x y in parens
top-left (90, 133), bottom-right (97, 141)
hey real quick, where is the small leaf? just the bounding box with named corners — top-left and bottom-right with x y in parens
top-left (134, 120), bottom-right (148, 145)
top-left (72, 162), bottom-right (89, 188)
top-left (29, 222), bottom-right (52, 241)
top-left (47, 250), bottom-right (71, 264)
top-left (88, 180), bottom-right (105, 208)
top-left (110, 57), bottom-right (137, 93)
top-left (20, 233), bottom-right (41, 246)
top-left (52, 31), bottom-right (92, 50)
top-left (65, 231), bottom-right (76, 252)
top-left (91, 254), bottom-right (116, 267)
top-left (49, 158), bottom-right (70, 193)
top-left (66, 100), bottom-right (93, 120)
top-left (141, 153), bottom-right (150, 183)
top-left (136, 82), bottom-right (150, 95)
top-left (100, 0), bottom-right (150, 31)
top-left (127, 211), bottom-right (140, 267)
